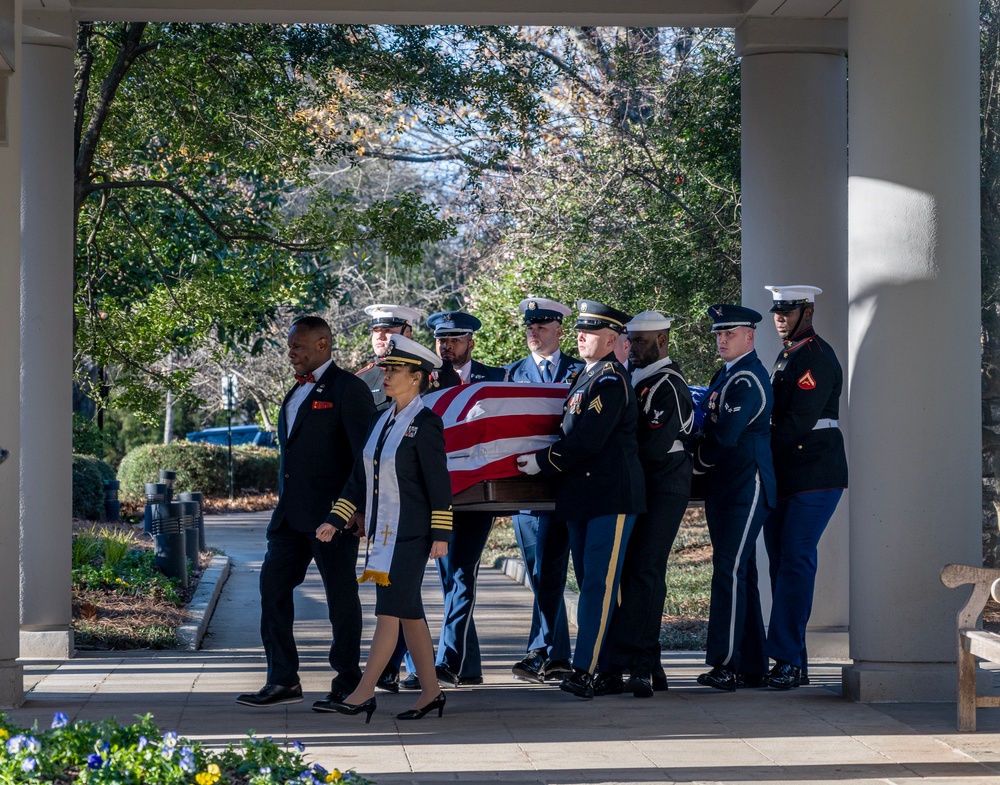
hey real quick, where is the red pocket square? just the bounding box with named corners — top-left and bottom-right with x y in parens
top-left (312, 400), bottom-right (334, 410)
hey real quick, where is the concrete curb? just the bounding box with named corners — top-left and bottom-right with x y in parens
top-left (497, 556), bottom-right (578, 629)
top-left (177, 554), bottom-right (231, 651)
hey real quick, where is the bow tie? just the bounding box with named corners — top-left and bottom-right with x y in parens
top-left (294, 372), bottom-right (316, 386)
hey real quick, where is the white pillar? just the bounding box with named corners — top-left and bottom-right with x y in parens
top-left (737, 18), bottom-right (849, 658)
top-left (843, 0), bottom-right (981, 702)
top-left (18, 13), bottom-right (75, 659)
top-left (0, 0), bottom-right (23, 708)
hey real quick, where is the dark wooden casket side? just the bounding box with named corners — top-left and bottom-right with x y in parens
top-left (452, 476), bottom-right (556, 513)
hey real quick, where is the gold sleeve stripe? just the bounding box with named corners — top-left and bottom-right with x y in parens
top-left (331, 499), bottom-right (356, 521)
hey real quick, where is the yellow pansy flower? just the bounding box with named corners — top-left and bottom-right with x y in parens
top-left (326, 769), bottom-right (342, 782)
top-left (195, 763), bottom-right (221, 785)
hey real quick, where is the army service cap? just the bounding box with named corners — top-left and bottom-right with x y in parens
top-left (518, 297), bottom-right (572, 325)
top-left (626, 310), bottom-right (674, 333)
top-left (364, 303), bottom-right (423, 329)
top-left (380, 334), bottom-right (442, 372)
top-left (707, 303), bottom-right (763, 332)
top-left (764, 285), bottom-right (823, 313)
top-left (426, 311), bottom-right (482, 337)
top-left (573, 300), bottom-right (631, 335)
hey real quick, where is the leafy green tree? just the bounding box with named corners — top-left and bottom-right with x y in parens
top-left (73, 23), bottom-right (551, 419)
top-left (464, 28), bottom-right (741, 383)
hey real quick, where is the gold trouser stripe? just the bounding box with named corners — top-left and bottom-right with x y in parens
top-left (585, 513), bottom-right (628, 674)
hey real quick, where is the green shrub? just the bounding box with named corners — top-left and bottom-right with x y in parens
top-left (117, 442), bottom-right (228, 503)
top-left (232, 444), bottom-right (279, 493)
top-left (71, 412), bottom-right (105, 457)
top-left (72, 454), bottom-right (115, 520)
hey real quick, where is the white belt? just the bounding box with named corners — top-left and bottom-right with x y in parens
top-left (668, 440), bottom-right (685, 453)
top-left (812, 418), bottom-right (839, 430)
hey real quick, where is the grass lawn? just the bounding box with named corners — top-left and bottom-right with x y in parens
top-left (484, 508), bottom-right (711, 651)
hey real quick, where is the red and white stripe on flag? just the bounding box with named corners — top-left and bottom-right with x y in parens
top-left (424, 382), bottom-right (567, 494)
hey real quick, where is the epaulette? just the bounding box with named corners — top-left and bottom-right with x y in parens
top-left (355, 362), bottom-right (376, 375)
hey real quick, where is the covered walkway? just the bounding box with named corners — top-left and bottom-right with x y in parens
top-left (6, 512), bottom-right (1000, 784)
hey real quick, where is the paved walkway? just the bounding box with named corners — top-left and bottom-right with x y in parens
top-left (9, 511), bottom-right (1000, 784)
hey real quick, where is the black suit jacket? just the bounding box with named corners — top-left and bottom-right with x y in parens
top-left (469, 359), bottom-right (507, 383)
top-left (271, 361), bottom-right (376, 533)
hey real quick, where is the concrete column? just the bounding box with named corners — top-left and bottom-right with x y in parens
top-left (737, 19), bottom-right (849, 658)
top-left (18, 13), bottom-right (75, 659)
top-left (0, 0), bottom-right (23, 708)
top-left (843, 0), bottom-right (981, 701)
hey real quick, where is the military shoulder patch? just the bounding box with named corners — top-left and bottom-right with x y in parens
top-left (797, 370), bottom-right (817, 390)
top-left (588, 395), bottom-right (603, 414)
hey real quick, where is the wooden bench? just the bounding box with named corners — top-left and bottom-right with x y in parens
top-left (940, 563), bottom-right (1000, 730)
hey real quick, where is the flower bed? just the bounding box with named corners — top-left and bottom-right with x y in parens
top-left (0, 712), bottom-right (373, 784)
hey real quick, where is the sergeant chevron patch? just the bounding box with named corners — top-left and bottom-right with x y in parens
top-left (588, 395), bottom-right (603, 413)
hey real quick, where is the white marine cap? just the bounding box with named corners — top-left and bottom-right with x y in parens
top-left (626, 310), bottom-right (675, 333)
top-left (517, 297), bottom-right (573, 324)
top-left (764, 285), bottom-right (823, 313)
top-left (364, 303), bottom-right (423, 328)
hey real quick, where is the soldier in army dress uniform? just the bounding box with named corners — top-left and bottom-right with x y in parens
top-left (761, 285), bottom-right (848, 690)
top-left (692, 304), bottom-right (775, 692)
top-left (516, 299), bottom-right (644, 700)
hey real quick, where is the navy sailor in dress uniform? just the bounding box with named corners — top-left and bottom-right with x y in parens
top-left (424, 311), bottom-right (505, 687)
top-left (356, 304), bottom-right (424, 413)
top-left (596, 310), bottom-right (694, 697)
top-left (692, 304), bottom-right (776, 692)
top-left (317, 334), bottom-right (454, 723)
top-left (505, 297), bottom-right (582, 684)
top-left (516, 299), bottom-right (645, 700)
top-left (761, 285), bottom-right (848, 690)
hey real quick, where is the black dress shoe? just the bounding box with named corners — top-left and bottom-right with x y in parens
top-left (559, 668), bottom-right (594, 700)
top-left (400, 674), bottom-right (420, 690)
top-left (736, 673), bottom-right (766, 689)
top-left (625, 672), bottom-right (654, 698)
top-left (396, 692), bottom-right (446, 720)
top-left (592, 671), bottom-right (624, 696)
top-left (236, 683), bottom-right (303, 707)
top-left (800, 674), bottom-right (811, 686)
top-left (651, 669), bottom-right (669, 692)
top-left (511, 650), bottom-right (546, 683)
top-left (697, 666), bottom-right (737, 692)
top-left (435, 665), bottom-right (460, 687)
top-left (326, 696), bottom-right (377, 724)
top-left (456, 675), bottom-right (484, 686)
top-left (767, 661), bottom-right (801, 690)
top-left (376, 665), bottom-right (400, 693)
top-left (543, 658), bottom-right (573, 682)
top-left (311, 685), bottom-right (350, 712)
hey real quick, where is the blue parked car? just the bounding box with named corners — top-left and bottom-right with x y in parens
top-left (186, 425), bottom-right (276, 448)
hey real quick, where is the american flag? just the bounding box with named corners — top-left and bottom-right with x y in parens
top-left (424, 382), bottom-right (567, 494)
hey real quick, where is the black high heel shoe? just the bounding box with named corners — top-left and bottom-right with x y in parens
top-left (396, 692), bottom-right (446, 720)
top-left (330, 696), bottom-right (377, 724)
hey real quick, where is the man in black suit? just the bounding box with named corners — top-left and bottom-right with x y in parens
top-left (236, 316), bottom-right (375, 708)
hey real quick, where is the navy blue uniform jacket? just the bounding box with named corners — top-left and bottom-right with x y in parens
top-left (693, 350), bottom-right (776, 508)
top-left (504, 352), bottom-right (583, 385)
top-left (271, 362), bottom-right (375, 533)
top-left (770, 327), bottom-right (848, 498)
top-left (469, 359), bottom-right (507, 383)
top-left (635, 360), bottom-right (694, 499)
top-left (356, 362), bottom-right (391, 412)
top-left (534, 352), bottom-right (645, 520)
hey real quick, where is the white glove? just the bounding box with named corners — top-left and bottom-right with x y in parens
top-left (516, 453), bottom-right (541, 476)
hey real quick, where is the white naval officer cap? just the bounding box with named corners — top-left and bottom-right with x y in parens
top-left (626, 310), bottom-right (675, 333)
top-left (364, 303), bottom-right (423, 328)
top-left (518, 297), bottom-right (572, 324)
top-left (764, 285), bottom-right (823, 313)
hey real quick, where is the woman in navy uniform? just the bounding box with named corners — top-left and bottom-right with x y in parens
top-left (317, 334), bottom-right (454, 722)
top-left (762, 285), bottom-right (847, 690)
top-left (692, 304), bottom-right (775, 692)
top-left (516, 299), bottom-right (644, 700)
